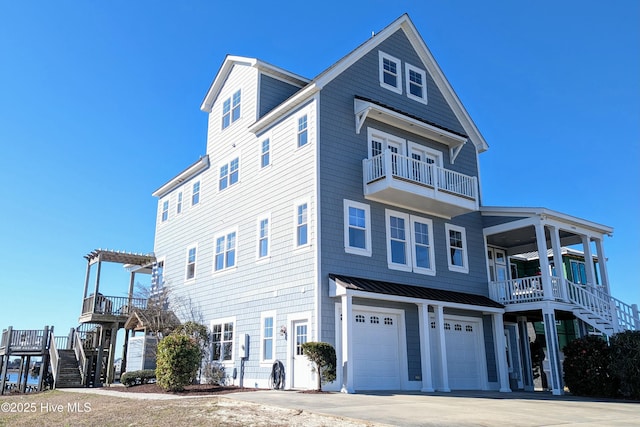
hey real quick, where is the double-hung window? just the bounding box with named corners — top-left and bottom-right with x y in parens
top-left (219, 157), bottom-right (239, 191)
top-left (214, 230), bottom-right (237, 271)
top-left (192, 181), bottom-right (200, 206)
top-left (445, 223), bottom-right (469, 273)
top-left (297, 115), bottom-right (308, 147)
top-left (161, 200), bottom-right (169, 222)
top-left (379, 51), bottom-right (402, 94)
top-left (405, 63), bottom-right (428, 104)
top-left (344, 200), bottom-right (372, 256)
top-left (261, 138), bottom-right (270, 168)
top-left (185, 246), bottom-right (197, 280)
top-left (221, 89), bottom-right (241, 129)
top-left (295, 202), bottom-right (309, 247)
top-left (176, 191), bottom-right (183, 214)
top-left (411, 216), bottom-right (435, 275)
top-left (386, 210), bottom-right (435, 275)
top-left (257, 216), bottom-right (270, 259)
top-left (211, 319), bottom-right (234, 362)
top-left (260, 311), bottom-right (275, 362)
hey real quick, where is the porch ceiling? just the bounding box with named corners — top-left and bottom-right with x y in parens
top-left (486, 226), bottom-right (583, 255)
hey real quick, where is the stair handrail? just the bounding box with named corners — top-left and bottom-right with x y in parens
top-left (72, 329), bottom-right (88, 386)
top-left (48, 330), bottom-right (59, 388)
top-left (567, 280), bottom-right (639, 333)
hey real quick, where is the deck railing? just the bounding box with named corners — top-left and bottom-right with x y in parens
top-left (490, 276), bottom-right (640, 333)
top-left (73, 330), bottom-right (88, 386)
top-left (363, 150), bottom-right (478, 200)
top-left (0, 328), bottom-right (49, 353)
top-left (49, 330), bottom-right (59, 388)
top-left (81, 295), bottom-right (147, 316)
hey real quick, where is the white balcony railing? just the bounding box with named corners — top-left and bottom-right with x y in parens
top-left (363, 151), bottom-right (478, 200)
top-left (489, 275), bottom-right (640, 333)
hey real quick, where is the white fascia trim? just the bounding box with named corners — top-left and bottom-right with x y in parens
top-left (152, 155), bottom-right (210, 198)
top-left (480, 206), bottom-right (613, 236)
top-left (329, 281), bottom-right (504, 314)
top-left (248, 84), bottom-right (319, 134)
top-left (201, 56), bottom-right (256, 112)
top-left (200, 56), bottom-right (309, 113)
top-left (355, 98), bottom-right (467, 156)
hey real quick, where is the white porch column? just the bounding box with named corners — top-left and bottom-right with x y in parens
top-left (492, 313), bottom-right (511, 392)
top-left (593, 238), bottom-right (610, 294)
top-left (417, 303), bottom-right (434, 392)
top-left (434, 305), bottom-right (450, 392)
top-left (340, 294), bottom-right (354, 393)
top-left (541, 307), bottom-right (564, 395)
top-left (548, 225), bottom-right (567, 301)
top-left (534, 223), bottom-right (553, 300)
top-left (581, 235), bottom-right (596, 286)
top-left (517, 316), bottom-right (534, 391)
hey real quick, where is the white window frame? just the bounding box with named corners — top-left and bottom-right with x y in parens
top-left (213, 228), bottom-right (238, 273)
top-left (343, 199), bottom-right (372, 257)
top-left (367, 128), bottom-right (406, 158)
top-left (379, 51), bottom-right (402, 94)
top-left (445, 223), bottom-right (469, 273)
top-left (297, 113), bottom-right (309, 148)
top-left (405, 63), bottom-right (428, 104)
top-left (221, 89), bottom-right (241, 130)
top-left (385, 210), bottom-right (412, 272)
top-left (294, 199), bottom-right (310, 249)
top-left (152, 258), bottom-right (165, 292)
top-left (260, 137), bottom-right (270, 168)
top-left (219, 157), bottom-right (240, 191)
top-left (211, 317), bottom-right (236, 364)
top-left (191, 181), bottom-right (200, 206)
top-left (385, 210), bottom-right (436, 275)
top-left (257, 214), bottom-right (271, 260)
top-left (410, 216), bottom-right (436, 275)
top-left (185, 244), bottom-right (198, 281)
top-left (176, 191), bottom-right (183, 215)
top-left (260, 310), bottom-right (276, 364)
top-left (161, 200), bottom-right (169, 222)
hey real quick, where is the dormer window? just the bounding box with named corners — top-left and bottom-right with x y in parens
top-left (222, 89), bottom-right (241, 129)
top-left (405, 63), bottom-right (427, 104)
top-left (379, 51), bottom-right (402, 94)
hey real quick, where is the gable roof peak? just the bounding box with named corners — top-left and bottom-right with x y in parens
top-left (200, 54), bottom-right (309, 113)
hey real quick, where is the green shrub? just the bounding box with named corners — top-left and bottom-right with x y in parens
top-left (301, 342), bottom-right (336, 391)
top-left (155, 334), bottom-right (202, 391)
top-left (610, 330), bottom-right (640, 399)
top-left (120, 370), bottom-right (156, 387)
top-left (563, 335), bottom-right (616, 397)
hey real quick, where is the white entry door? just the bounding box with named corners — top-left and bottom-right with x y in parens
top-left (291, 320), bottom-right (311, 389)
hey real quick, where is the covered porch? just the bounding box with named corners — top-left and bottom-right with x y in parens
top-left (482, 207), bottom-right (639, 395)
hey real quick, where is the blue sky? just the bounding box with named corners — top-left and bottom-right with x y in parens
top-left (0, 1), bottom-right (638, 339)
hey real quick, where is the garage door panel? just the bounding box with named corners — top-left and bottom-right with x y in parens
top-left (430, 316), bottom-right (483, 390)
top-left (353, 310), bottom-right (401, 390)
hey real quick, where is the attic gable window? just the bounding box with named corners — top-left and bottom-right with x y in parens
top-left (222, 89), bottom-right (241, 129)
top-left (405, 63), bottom-right (428, 104)
top-left (379, 51), bottom-right (402, 94)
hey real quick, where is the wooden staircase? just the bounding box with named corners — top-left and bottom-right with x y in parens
top-left (54, 350), bottom-right (83, 388)
top-left (567, 280), bottom-right (639, 337)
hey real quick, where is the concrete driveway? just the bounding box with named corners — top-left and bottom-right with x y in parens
top-left (227, 390), bottom-right (640, 426)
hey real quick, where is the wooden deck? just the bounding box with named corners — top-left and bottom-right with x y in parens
top-left (78, 295), bottom-right (147, 325)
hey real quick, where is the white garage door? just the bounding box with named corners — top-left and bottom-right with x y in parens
top-left (352, 309), bottom-right (401, 390)
top-left (430, 316), bottom-right (483, 390)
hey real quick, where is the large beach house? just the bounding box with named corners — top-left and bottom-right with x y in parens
top-left (5, 13), bottom-right (634, 397)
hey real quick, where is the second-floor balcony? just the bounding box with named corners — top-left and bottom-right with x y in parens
top-left (363, 150), bottom-right (479, 218)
